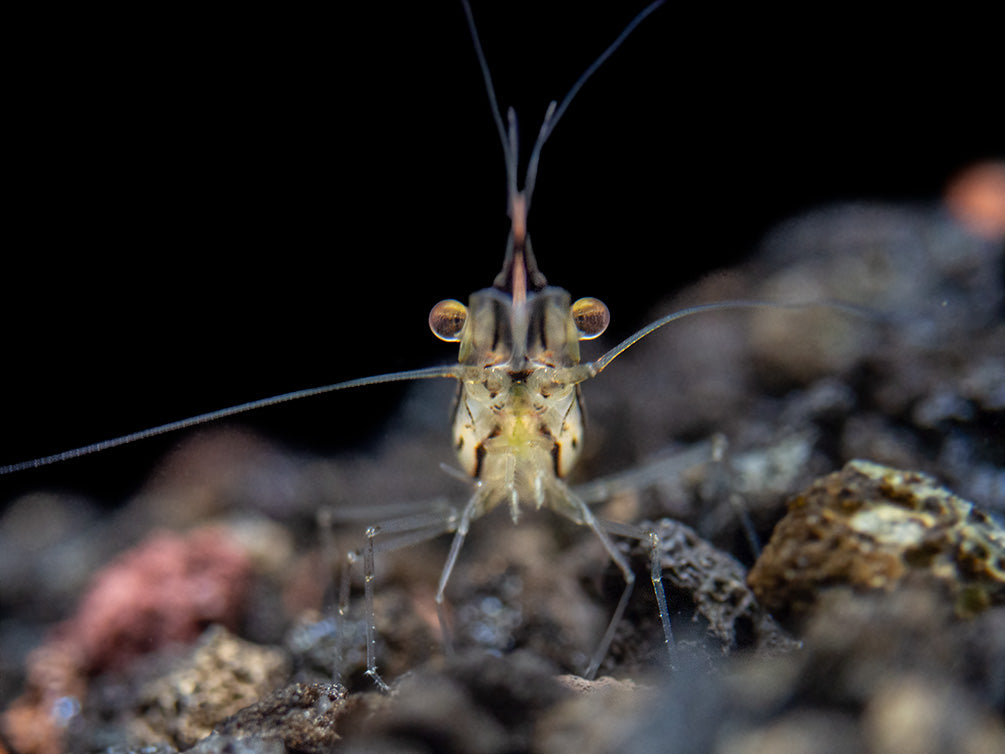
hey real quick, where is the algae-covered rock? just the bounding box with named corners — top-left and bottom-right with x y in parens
top-left (749, 460), bottom-right (1005, 620)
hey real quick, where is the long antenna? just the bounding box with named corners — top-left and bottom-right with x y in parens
top-left (592, 299), bottom-right (885, 375)
top-left (0, 365), bottom-right (458, 475)
top-left (3, 3), bottom-right (672, 477)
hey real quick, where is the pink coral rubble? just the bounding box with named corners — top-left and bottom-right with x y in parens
top-left (2, 526), bottom-right (253, 754)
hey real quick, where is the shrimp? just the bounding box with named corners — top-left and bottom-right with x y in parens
top-left (1, 1), bottom-right (879, 690)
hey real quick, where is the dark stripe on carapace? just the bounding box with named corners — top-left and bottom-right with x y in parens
top-left (534, 422), bottom-right (562, 476)
top-left (473, 425), bottom-right (503, 480)
top-left (473, 443), bottom-right (486, 479)
top-left (535, 308), bottom-right (548, 355)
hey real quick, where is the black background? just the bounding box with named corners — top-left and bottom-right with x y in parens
top-left (3, 2), bottom-right (1001, 503)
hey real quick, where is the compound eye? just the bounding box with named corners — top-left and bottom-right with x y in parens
top-left (571, 297), bottom-right (610, 340)
top-left (429, 299), bottom-right (468, 341)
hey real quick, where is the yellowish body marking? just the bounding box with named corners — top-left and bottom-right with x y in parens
top-left (451, 290), bottom-right (586, 472)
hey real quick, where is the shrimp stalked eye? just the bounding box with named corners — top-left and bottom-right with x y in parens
top-left (572, 297), bottom-right (610, 340)
top-left (429, 299), bottom-right (469, 342)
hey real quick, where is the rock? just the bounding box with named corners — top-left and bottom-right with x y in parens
top-left (652, 518), bottom-right (795, 653)
top-left (123, 626), bottom-right (290, 749)
top-left (192, 681), bottom-right (349, 754)
top-left (63, 526), bottom-right (255, 675)
top-left (748, 460), bottom-right (1005, 621)
top-left (537, 675), bottom-right (651, 754)
top-left (1, 528), bottom-right (255, 754)
top-left (338, 650), bottom-right (569, 754)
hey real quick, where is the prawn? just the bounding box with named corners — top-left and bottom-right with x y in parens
top-left (0, 0), bottom-right (877, 689)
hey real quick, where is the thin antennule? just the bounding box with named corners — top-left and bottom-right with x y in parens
top-left (459, 0), bottom-right (515, 199)
top-left (0, 365), bottom-right (459, 475)
top-left (466, 0), bottom-right (666, 293)
top-left (524, 0), bottom-right (666, 209)
top-left (461, 0), bottom-right (666, 214)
